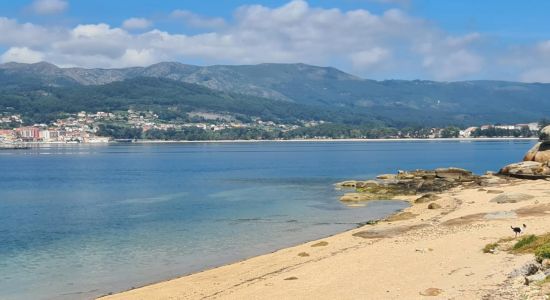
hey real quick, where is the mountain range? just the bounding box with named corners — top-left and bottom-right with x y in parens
top-left (1, 61), bottom-right (550, 127)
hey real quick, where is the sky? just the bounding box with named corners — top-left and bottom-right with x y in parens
top-left (1, 0), bottom-right (550, 82)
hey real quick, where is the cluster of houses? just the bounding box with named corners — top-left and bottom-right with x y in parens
top-left (0, 112), bottom-right (111, 143)
top-left (0, 109), bottom-right (542, 143)
top-left (0, 110), bottom-right (307, 143)
top-left (460, 123), bottom-right (540, 137)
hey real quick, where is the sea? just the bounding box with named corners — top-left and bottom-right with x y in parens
top-left (0, 140), bottom-right (536, 299)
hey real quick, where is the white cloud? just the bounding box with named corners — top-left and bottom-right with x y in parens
top-left (170, 10), bottom-right (226, 29)
top-left (0, 17), bottom-right (65, 47)
top-left (1, 47), bottom-right (45, 63)
top-left (122, 18), bottom-right (152, 30)
top-left (29, 0), bottom-right (68, 15)
top-left (416, 32), bottom-right (484, 80)
top-left (513, 41), bottom-right (550, 82)
top-left (350, 47), bottom-right (390, 69)
top-left (422, 49), bottom-right (483, 80)
top-left (0, 0), bottom-right (515, 80)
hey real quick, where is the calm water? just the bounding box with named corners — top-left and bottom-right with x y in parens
top-left (0, 140), bottom-right (535, 300)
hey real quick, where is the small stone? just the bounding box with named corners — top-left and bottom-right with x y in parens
top-left (284, 276), bottom-right (298, 280)
top-left (297, 252), bottom-right (310, 257)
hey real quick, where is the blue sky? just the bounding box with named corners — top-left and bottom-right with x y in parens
top-left (1, 0), bottom-right (550, 81)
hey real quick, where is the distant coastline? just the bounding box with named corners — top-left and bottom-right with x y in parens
top-left (129, 137), bottom-right (539, 143)
top-left (11, 136), bottom-right (538, 146)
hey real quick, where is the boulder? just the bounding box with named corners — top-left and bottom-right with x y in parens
top-left (499, 161), bottom-right (550, 178)
top-left (523, 142), bottom-right (550, 163)
top-left (376, 174), bottom-right (396, 180)
top-left (490, 193), bottom-right (535, 204)
top-left (523, 126), bottom-right (550, 163)
top-left (524, 142), bottom-right (541, 161)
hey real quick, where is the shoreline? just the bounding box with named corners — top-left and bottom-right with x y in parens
top-left (101, 175), bottom-right (550, 299)
top-left (131, 137), bottom-right (538, 143)
top-left (15, 137), bottom-right (538, 146)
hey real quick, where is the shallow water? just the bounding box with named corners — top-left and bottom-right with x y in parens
top-left (0, 140), bottom-right (535, 299)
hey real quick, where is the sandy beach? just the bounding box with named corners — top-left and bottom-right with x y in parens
top-left (99, 175), bottom-right (550, 300)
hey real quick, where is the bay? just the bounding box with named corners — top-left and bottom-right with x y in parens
top-left (0, 140), bottom-right (535, 299)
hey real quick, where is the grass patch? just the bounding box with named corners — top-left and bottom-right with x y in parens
top-left (483, 242), bottom-right (499, 253)
top-left (513, 235), bottom-right (538, 251)
top-left (535, 244), bottom-right (550, 261)
top-left (508, 233), bottom-right (550, 262)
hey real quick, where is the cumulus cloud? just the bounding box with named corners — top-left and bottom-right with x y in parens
top-left (29, 0), bottom-right (68, 15)
top-left (0, 0), bottom-right (496, 79)
top-left (1, 47), bottom-right (45, 63)
top-left (350, 47), bottom-right (390, 69)
top-left (417, 33), bottom-right (484, 80)
top-left (510, 41), bottom-right (550, 82)
top-left (122, 18), bottom-right (152, 30)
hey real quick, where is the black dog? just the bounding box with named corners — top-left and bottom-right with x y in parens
top-left (511, 224), bottom-right (527, 237)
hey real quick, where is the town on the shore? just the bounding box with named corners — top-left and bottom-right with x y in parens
top-left (0, 110), bottom-right (543, 143)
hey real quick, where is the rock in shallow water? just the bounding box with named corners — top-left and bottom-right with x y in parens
top-left (337, 168), bottom-right (513, 203)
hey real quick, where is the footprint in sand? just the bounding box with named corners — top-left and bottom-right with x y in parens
top-left (311, 241), bottom-right (328, 247)
top-left (297, 252), bottom-right (310, 257)
top-left (284, 277), bottom-right (298, 280)
top-left (420, 288), bottom-right (443, 296)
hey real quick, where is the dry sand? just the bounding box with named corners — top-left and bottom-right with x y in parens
top-left (100, 179), bottom-right (550, 300)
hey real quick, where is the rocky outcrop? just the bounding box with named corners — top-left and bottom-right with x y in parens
top-left (523, 125), bottom-right (550, 163)
top-left (499, 126), bottom-right (550, 178)
top-left (523, 142), bottom-right (550, 163)
top-left (337, 168), bottom-right (508, 203)
top-left (499, 161), bottom-right (550, 178)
